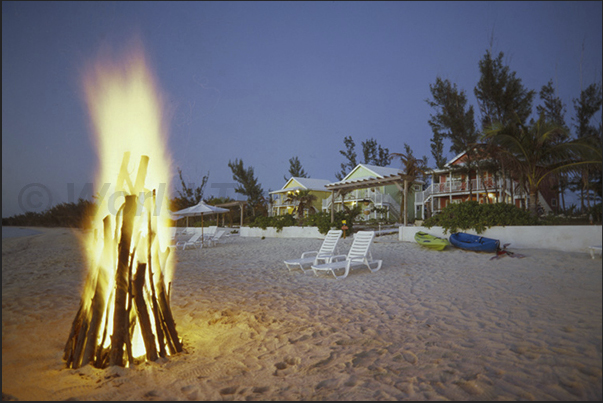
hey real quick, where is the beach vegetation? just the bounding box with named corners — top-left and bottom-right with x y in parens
top-left (335, 136), bottom-right (390, 180)
top-left (1, 198), bottom-right (96, 228)
top-left (283, 189), bottom-right (317, 223)
top-left (474, 50), bottom-right (535, 130)
top-left (284, 156), bottom-right (308, 181)
top-left (250, 213), bottom-right (296, 232)
top-left (423, 201), bottom-right (538, 234)
top-left (171, 167), bottom-right (209, 211)
top-left (306, 205), bottom-right (363, 235)
top-left (390, 143), bottom-right (429, 225)
top-left (483, 115), bottom-right (600, 216)
top-left (228, 158), bottom-right (265, 217)
top-left (335, 136), bottom-right (358, 181)
top-left (569, 82), bottom-right (602, 211)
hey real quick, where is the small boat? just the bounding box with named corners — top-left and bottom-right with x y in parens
top-left (449, 232), bottom-right (500, 253)
top-left (414, 231), bottom-right (450, 251)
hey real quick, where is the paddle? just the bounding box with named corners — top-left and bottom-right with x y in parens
top-left (490, 243), bottom-right (527, 260)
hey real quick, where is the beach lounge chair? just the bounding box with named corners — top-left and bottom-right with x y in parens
top-left (311, 230), bottom-right (382, 279)
top-left (176, 229), bottom-right (203, 250)
top-left (206, 229), bottom-right (226, 247)
top-left (588, 245), bottom-right (602, 259)
top-left (283, 229), bottom-right (343, 273)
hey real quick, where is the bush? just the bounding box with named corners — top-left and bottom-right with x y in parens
top-left (2, 198), bottom-right (97, 229)
top-left (305, 206), bottom-right (363, 235)
top-left (423, 201), bottom-right (539, 234)
top-left (249, 213), bottom-right (297, 232)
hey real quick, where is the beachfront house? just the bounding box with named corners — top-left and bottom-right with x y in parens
top-left (322, 164), bottom-right (423, 222)
top-left (269, 177), bottom-right (332, 218)
top-left (414, 149), bottom-right (558, 219)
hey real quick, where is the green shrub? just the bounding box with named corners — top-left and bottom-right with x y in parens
top-left (423, 201), bottom-right (539, 234)
top-left (305, 206), bottom-right (363, 235)
top-left (249, 213), bottom-right (297, 232)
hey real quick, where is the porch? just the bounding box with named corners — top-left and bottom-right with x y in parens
top-left (321, 188), bottom-right (401, 221)
top-left (415, 177), bottom-right (529, 218)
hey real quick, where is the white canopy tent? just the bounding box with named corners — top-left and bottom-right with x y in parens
top-left (173, 201), bottom-right (229, 240)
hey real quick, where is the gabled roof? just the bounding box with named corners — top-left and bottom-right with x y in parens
top-left (445, 151), bottom-right (466, 168)
top-left (335, 163), bottom-right (405, 185)
top-left (324, 163), bottom-right (421, 192)
top-left (270, 177), bottom-right (332, 194)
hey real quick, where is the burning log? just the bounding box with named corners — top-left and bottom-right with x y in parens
top-left (64, 153), bottom-right (182, 369)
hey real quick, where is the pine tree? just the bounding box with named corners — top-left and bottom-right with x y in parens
top-left (284, 156), bottom-right (308, 181)
top-left (228, 159), bottom-right (265, 216)
top-left (474, 50), bottom-right (535, 130)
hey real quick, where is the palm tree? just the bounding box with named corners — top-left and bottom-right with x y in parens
top-left (483, 115), bottom-right (600, 216)
top-left (284, 189), bottom-right (317, 223)
top-left (390, 145), bottom-right (428, 225)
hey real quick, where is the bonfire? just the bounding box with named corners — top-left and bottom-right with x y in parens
top-left (63, 44), bottom-right (182, 368)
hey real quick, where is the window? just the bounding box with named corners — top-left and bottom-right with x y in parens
top-left (551, 198), bottom-right (557, 207)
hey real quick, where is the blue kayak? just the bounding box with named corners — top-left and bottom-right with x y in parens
top-left (449, 232), bottom-right (500, 253)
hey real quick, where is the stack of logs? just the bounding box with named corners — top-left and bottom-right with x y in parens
top-left (64, 154), bottom-right (182, 368)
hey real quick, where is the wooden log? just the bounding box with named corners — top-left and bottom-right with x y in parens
top-left (123, 244), bottom-right (138, 367)
top-left (81, 216), bottom-right (112, 366)
top-left (133, 263), bottom-right (158, 362)
top-left (81, 268), bottom-right (107, 366)
top-left (147, 255), bottom-right (167, 358)
top-left (64, 303), bottom-right (84, 366)
top-left (156, 277), bottom-right (182, 353)
top-left (109, 195), bottom-right (137, 367)
top-left (71, 314), bottom-right (90, 369)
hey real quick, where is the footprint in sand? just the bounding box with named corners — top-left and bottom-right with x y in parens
top-left (402, 350), bottom-right (418, 365)
top-left (274, 356), bottom-right (302, 376)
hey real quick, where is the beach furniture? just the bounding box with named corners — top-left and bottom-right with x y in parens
top-left (283, 229), bottom-right (343, 273)
top-left (449, 232), bottom-right (500, 253)
top-left (176, 229), bottom-right (203, 250)
top-left (414, 231), bottom-right (450, 251)
top-left (206, 229), bottom-right (226, 247)
top-left (588, 245), bottom-right (602, 259)
top-left (311, 230), bottom-right (382, 279)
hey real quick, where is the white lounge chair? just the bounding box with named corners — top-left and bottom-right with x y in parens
top-left (311, 231), bottom-right (382, 280)
top-left (588, 245), bottom-right (602, 259)
top-left (283, 229), bottom-right (343, 273)
top-left (176, 229), bottom-right (203, 250)
top-left (206, 229), bottom-right (226, 247)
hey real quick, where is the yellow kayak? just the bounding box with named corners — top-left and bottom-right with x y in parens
top-left (414, 231), bottom-right (450, 251)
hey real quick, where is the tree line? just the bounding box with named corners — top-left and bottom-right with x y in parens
top-left (5, 46), bottom-right (600, 228)
top-left (426, 49), bottom-right (601, 216)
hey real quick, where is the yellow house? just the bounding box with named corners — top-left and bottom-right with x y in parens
top-left (269, 177), bottom-right (332, 217)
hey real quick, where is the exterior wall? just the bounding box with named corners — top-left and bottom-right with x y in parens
top-left (240, 226), bottom-right (324, 238)
top-left (309, 190), bottom-right (330, 215)
top-left (345, 166), bottom-right (375, 181)
top-left (399, 225), bottom-right (602, 253)
top-left (383, 184), bottom-right (401, 203)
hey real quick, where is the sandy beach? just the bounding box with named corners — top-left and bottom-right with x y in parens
top-left (2, 227), bottom-right (601, 401)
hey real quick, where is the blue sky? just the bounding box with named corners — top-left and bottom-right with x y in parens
top-left (2, 1), bottom-right (602, 217)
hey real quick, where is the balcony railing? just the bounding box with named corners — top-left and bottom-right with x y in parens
top-left (415, 178), bottom-right (527, 205)
top-left (321, 190), bottom-right (401, 219)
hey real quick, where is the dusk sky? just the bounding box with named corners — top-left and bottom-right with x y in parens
top-left (2, 1), bottom-right (602, 218)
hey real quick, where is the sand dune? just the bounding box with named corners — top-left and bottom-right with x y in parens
top-left (2, 227), bottom-right (601, 400)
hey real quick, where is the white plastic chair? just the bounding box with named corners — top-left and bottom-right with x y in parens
top-left (206, 229), bottom-right (226, 247)
top-left (283, 229), bottom-right (343, 273)
top-left (311, 231), bottom-right (382, 280)
top-left (176, 229), bottom-right (203, 250)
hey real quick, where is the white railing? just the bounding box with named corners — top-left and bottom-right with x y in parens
top-left (321, 190), bottom-right (402, 220)
top-left (416, 177), bottom-right (528, 205)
